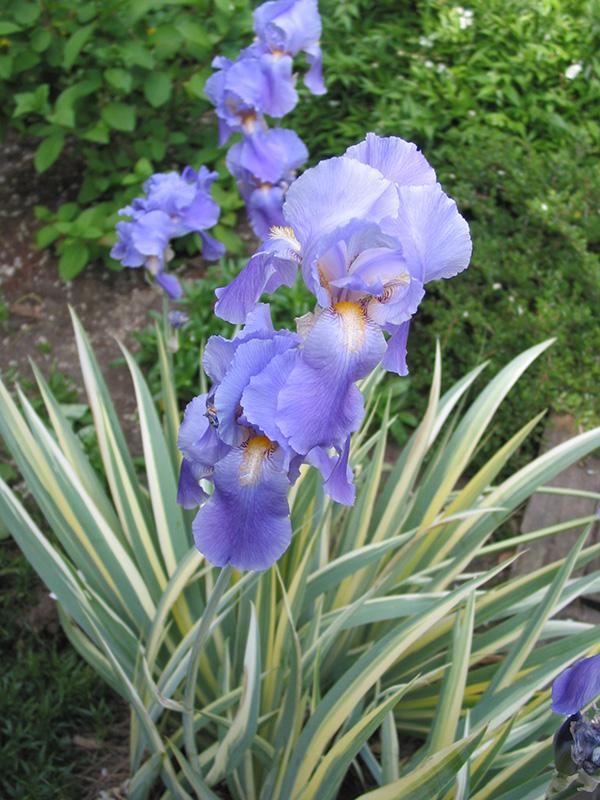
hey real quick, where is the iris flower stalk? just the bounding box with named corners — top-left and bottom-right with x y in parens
top-left (204, 0), bottom-right (325, 239)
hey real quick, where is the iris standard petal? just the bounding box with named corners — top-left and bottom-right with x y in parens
top-left (283, 157), bottom-right (399, 252)
top-left (345, 133), bottom-right (437, 187)
top-left (552, 654), bottom-right (600, 716)
top-left (258, 53), bottom-right (298, 118)
top-left (130, 210), bottom-right (174, 258)
top-left (214, 333), bottom-right (300, 445)
top-left (241, 348), bottom-right (297, 449)
top-left (384, 184), bottom-right (472, 283)
top-left (254, 0), bottom-right (322, 57)
top-left (192, 437), bottom-right (292, 571)
top-left (215, 250), bottom-right (297, 323)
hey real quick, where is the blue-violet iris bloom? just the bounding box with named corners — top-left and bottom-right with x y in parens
top-left (111, 167), bottom-right (224, 299)
top-left (215, 133), bottom-right (471, 358)
top-left (204, 50), bottom-right (298, 145)
top-left (177, 304), bottom-right (356, 570)
top-left (252, 0), bottom-right (326, 95)
top-left (227, 127), bottom-right (308, 239)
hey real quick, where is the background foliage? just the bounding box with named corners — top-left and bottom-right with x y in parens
top-left (1, 0), bottom-right (598, 440)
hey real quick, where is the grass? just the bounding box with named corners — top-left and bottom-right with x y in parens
top-left (0, 542), bottom-right (126, 800)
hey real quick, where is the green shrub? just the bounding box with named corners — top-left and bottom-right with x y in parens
top-left (0, 0), bottom-right (251, 278)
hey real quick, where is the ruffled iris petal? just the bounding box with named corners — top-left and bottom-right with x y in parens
top-left (552, 655), bottom-right (600, 716)
top-left (384, 184), bottom-right (472, 283)
top-left (192, 441), bottom-right (292, 571)
top-left (283, 157), bottom-right (399, 253)
top-left (345, 133), bottom-right (436, 187)
top-left (203, 304), bottom-right (276, 383)
top-left (227, 127), bottom-right (308, 184)
top-left (253, 0), bottom-right (322, 58)
top-left (259, 53), bottom-right (298, 117)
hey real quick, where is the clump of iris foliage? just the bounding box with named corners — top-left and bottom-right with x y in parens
top-left (2, 312), bottom-right (600, 798)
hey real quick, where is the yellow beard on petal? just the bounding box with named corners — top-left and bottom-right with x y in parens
top-left (239, 435), bottom-right (277, 486)
top-left (333, 301), bottom-right (366, 353)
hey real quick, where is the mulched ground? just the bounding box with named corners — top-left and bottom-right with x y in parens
top-left (0, 136), bottom-right (161, 797)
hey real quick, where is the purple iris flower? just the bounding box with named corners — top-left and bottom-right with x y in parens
top-left (111, 166), bottom-right (224, 298)
top-left (552, 654), bottom-right (600, 716)
top-left (111, 210), bottom-right (183, 299)
top-left (253, 0), bottom-right (326, 95)
top-left (204, 51), bottom-right (298, 145)
top-left (227, 127), bottom-right (308, 239)
top-left (177, 304), bottom-right (356, 570)
top-left (215, 134), bottom-right (471, 378)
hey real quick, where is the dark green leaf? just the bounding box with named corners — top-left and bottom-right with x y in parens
top-left (63, 24), bottom-right (95, 71)
top-left (143, 72), bottom-right (171, 108)
top-left (104, 68), bottom-right (133, 93)
top-left (34, 132), bottom-right (65, 172)
top-left (101, 102), bottom-right (136, 132)
top-left (58, 241), bottom-right (89, 280)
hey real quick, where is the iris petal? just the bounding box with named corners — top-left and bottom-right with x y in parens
top-left (345, 133), bottom-right (436, 187)
top-left (383, 184), bottom-right (472, 283)
top-left (275, 305), bottom-right (386, 452)
top-left (382, 321), bottom-right (411, 376)
top-left (552, 654), bottom-right (600, 716)
top-left (283, 157), bottom-right (399, 253)
top-left (193, 440), bottom-right (292, 571)
top-left (215, 250), bottom-right (297, 323)
top-left (214, 333), bottom-right (300, 445)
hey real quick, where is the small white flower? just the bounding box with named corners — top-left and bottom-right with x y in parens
top-left (419, 35), bottom-right (433, 48)
top-left (540, 202), bottom-right (549, 212)
top-left (492, 282), bottom-right (502, 290)
top-left (517, 305), bottom-right (524, 316)
top-left (454, 6), bottom-right (474, 29)
top-left (468, 109), bottom-right (476, 117)
top-left (508, 295), bottom-right (515, 303)
top-left (462, 310), bottom-right (469, 318)
top-left (437, 62), bottom-right (447, 73)
top-left (565, 63), bottom-right (582, 80)
top-left (497, 169), bottom-right (506, 176)
top-left (424, 59), bottom-right (434, 69)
